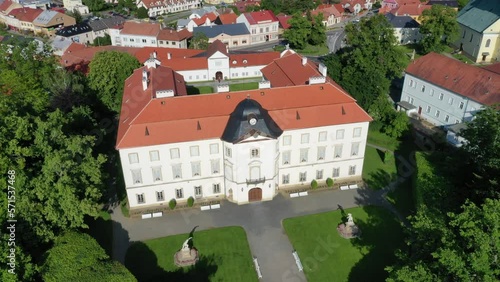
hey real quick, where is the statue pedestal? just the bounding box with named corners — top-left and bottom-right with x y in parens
top-left (337, 223), bottom-right (361, 239)
top-left (174, 248), bottom-right (199, 267)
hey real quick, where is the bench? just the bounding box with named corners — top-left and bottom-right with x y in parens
top-left (292, 251), bottom-right (303, 272)
top-left (253, 257), bottom-right (263, 279)
top-left (200, 205), bottom-right (211, 211)
top-left (210, 204), bottom-right (221, 209)
top-left (349, 184), bottom-right (359, 189)
top-left (141, 213), bottom-right (152, 219)
top-left (152, 212), bottom-right (163, 218)
top-left (290, 193), bottom-right (300, 198)
top-left (298, 191), bottom-right (308, 197)
top-left (340, 185), bottom-right (349, 190)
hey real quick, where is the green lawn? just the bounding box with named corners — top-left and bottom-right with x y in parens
top-left (367, 122), bottom-right (401, 151)
top-left (229, 82), bottom-right (259, 91)
top-left (125, 226), bottom-right (258, 282)
top-left (363, 146), bottom-right (397, 190)
top-left (283, 206), bottom-right (404, 282)
top-left (186, 86), bottom-right (214, 95)
top-left (297, 44), bottom-right (330, 56)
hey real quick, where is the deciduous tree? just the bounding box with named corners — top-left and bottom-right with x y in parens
top-left (309, 13), bottom-right (327, 46)
top-left (93, 34), bottom-right (112, 46)
top-left (136, 6), bottom-right (148, 19)
top-left (82, 0), bottom-right (107, 12)
top-left (189, 32), bottom-right (209, 50)
top-left (87, 51), bottom-right (141, 113)
top-left (419, 5), bottom-right (459, 53)
top-left (283, 13), bottom-right (311, 50)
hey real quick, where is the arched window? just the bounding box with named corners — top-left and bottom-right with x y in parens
top-left (486, 39), bottom-right (491, 48)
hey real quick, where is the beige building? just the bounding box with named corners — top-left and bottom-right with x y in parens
top-left (33, 10), bottom-right (76, 36)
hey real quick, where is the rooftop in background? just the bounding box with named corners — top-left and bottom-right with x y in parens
top-left (406, 52), bottom-right (500, 106)
top-left (32, 10), bottom-right (59, 26)
top-left (242, 10), bottom-right (278, 25)
top-left (483, 63), bottom-right (500, 75)
top-left (457, 0), bottom-right (500, 33)
top-left (8, 7), bottom-right (43, 23)
top-left (193, 23), bottom-right (250, 38)
top-left (276, 14), bottom-right (292, 29)
top-left (56, 23), bottom-right (92, 37)
top-left (216, 13), bottom-right (238, 25)
top-left (120, 21), bottom-right (160, 36)
top-left (385, 13), bottom-right (420, 28)
top-left (390, 3), bottom-right (431, 17)
top-left (157, 28), bottom-right (192, 41)
top-left (426, 0), bottom-right (458, 7)
top-left (87, 16), bottom-right (126, 32)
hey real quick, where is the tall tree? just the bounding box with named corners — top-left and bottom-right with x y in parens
top-left (283, 13), bottom-right (311, 50)
top-left (136, 6), bottom-right (148, 19)
top-left (82, 0), bottom-right (107, 12)
top-left (309, 13), bottom-right (327, 46)
top-left (42, 232), bottom-right (136, 282)
top-left (419, 5), bottom-right (459, 53)
top-left (189, 32), bottom-right (209, 50)
top-left (460, 107), bottom-right (500, 201)
top-left (66, 9), bottom-right (83, 24)
top-left (93, 34), bottom-right (112, 46)
top-left (87, 51), bottom-right (141, 113)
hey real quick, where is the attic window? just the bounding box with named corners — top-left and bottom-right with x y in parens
top-left (232, 60), bottom-right (237, 64)
top-left (161, 101), bottom-right (165, 105)
top-left (296, 111), bottom-right (301, 120)
top-left (342, 106), bottom-right (346, 115)
top-left (226, 95), bottom-right (230, 99)
top-left (243, 59), bottom-right (248, 64)
top-left (145, 126), bottom-right (150, 136)
top-left (260, 92), bottom-right (265, 96)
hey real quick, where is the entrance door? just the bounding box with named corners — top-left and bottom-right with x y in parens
top-left (248, 188), bottom-right (262, 202)
top-left (215, 71), bottom-right (223, 82)
top-left (418, 106), bottom-right (422, 115)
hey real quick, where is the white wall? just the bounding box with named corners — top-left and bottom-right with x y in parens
top-left (120, 34), bottom-right (157, 47)
top-left (207, 51), bottom-right (230, 80)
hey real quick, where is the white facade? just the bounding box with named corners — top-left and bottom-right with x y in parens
top-left (115, 31), bottom-right (157, 47)
top-left (137, 0), bottom-right (201, 17)
top-left (120, 121), bottom-right (369, 209)
top-left (400, 73), bottom-right (483, 127)
top-left (236, 14), bottom-right (279, 44)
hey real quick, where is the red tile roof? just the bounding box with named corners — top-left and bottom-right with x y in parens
top-left (206, 39), bottom-right (228, 57)
top-left (391, 4), bottom-right (431, 17)
top-left (217, 13), bottom-right (238, 25)
top-left (333, 4), bottom-right (345, 13)
top-left (276, 15), bottom-right (292, 29)
top-left (230, 52), bottom-right (280, 67)
top-left (483, 63), bottom-right (500, 75)
top-left (0, 0), bottom-right (14, 12)
top-left (406, 53), bottom-right (500, 106)
top-left (157, 28), bottom-right (192, 41)
top-left (116, 82), bottom-right (372, 148)
top-left (261, 51), bottom-right (331, 87)
top-left (234, 0), bottom-right (261, 13)
top-left (8, 7), bottom-right (43, 22)
top-left (243, 10), bottom-right (278, 25)
top-left (193, 12), bottom-right (218, 26)
top-left (314, 4), bottom-right (342, 19)
top-left (120, 21), bottom-right (160, 36)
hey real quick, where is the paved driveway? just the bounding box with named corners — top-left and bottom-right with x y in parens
top-left (112, 188), bottom-right (383, 282)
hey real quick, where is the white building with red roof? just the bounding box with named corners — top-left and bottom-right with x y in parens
top-left (136, 0), bottom-right (200, 18)
top-left (116, 50), bottom-right (371, 215)
top-left (110, 21), bottom-right (192, 49)
top-left (237, 10), bottom-right (279, 44)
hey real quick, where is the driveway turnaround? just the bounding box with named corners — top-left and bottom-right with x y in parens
top-left (112, 187), bottom-right (386, 282)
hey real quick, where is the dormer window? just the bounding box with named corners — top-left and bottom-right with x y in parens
top-left (243, 59), bottom-right (247, 64)
top-left (232, 60), bottom-right (237, 64)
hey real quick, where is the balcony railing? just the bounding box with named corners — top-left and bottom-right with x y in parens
top-left (246, 177), bottom-right (266, 185)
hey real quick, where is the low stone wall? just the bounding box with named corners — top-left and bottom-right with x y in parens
top-left (129, 199), bottom-right (222, 218)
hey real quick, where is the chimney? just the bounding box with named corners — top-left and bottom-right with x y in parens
top-left (142, 70), bottom-right (148, 90)
top-left (318, 63), bottom-right (327, 77)
top-left (302, 57), bottom-right (307, 66)
top-left (259, 80), bottom-right (271, 89)
top-left (153, 51), bottom-right (157, 58)
top-left (167, 53), bottom-right (171, 60)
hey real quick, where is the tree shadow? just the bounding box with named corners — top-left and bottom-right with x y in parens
top-left (365, 169), bottom-right (397, 190)
top-left (186, 86), bottom-right (201, 95)
top-left (125, 242), bottom-right (219, 282)
top-left (376, 148), bottom-right (386, 163)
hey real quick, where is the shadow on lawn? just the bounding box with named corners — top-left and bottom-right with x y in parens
top-left (365, 169), bottom-right (396, 190)
top-left (125, 242), bottom-right (219, 282)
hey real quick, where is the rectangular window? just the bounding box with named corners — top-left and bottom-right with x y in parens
top-left (435, 110), bottom-right (440, 118)
top-left (156, 191), bottom-right (164, 201)
top-left (194, 186), bottom-right (202, 198)
top-left (459, 102), bottom-right (464, 109)
top-left (175, 188), bottom-right (184, 199)
top-left (439, 93), bottom-right (444, 100)
top-left (149, 150), bottom-right (159, 161)
top-left (421, 85), bottom-right (425, 92)
top-left (128, 153), bottom-right (139, 164)
top-left (129, 38), bottom-right (134, 42)
top-left (318, 131), bottom-right (327, 142)
top-left (137, 193), bottom-right (145, 204)
top-left (282, 151), bottom-right (291, 165)
top-left (225, 147), bottom-right (232, 157)
top-left (172, 164), bottom-right (182, 179)
top-left (251, 148), bottom-right (260, 158)
top-left (213, 183), bottom-right (220, 194)
top-left (210, 143), bottom-right (219, 154)
top-left (316, 170), bottom-right (323, 180)
top-left (170, 148), bottom-right (180, 159)
top-left (349, 165), bottom-right (356, 175)
top-left (336, 129), bottom-right (344, 140)
top-left (351, 142), bottom-right (360, 156)
top-left (426, 106), bottom-right (431, 113)
top-left (410, 97), bottom-right (414, 104)
top-left (282, 174), bottom-right (289, 184)
top-left (448, 97), bottom-right (454, 105)
top-left (190, 146), bottom-right (199, 157)
top-left (300, 148), bottom-right (308, 163)
top-left (191, 162), bottom-right (201, 177)
top-left (211, 159), bottom-right (220, 174)
top-left (152, 167), bottom-right (162, 182)
top-left (299, 172), bottom-right (307, 182)
top-left (445, 115), bottom-right (450, 122)
top-left (333, 167), bottom-right (340, 177)
top-left (142, 39), bottom-right (146, 43)
top-left (430, 89), bottom-right (434, 96)
top-left (317, 146), bottom-right (326, 160)
top-left (283, 135), bottom-right (291, 145)
top-left (334, 145), bottom-right (343, 158)
top-left (301, 133), bottom-right (309, 144)
top-left (353, 127), bottom-right (362, 138)
top-left (409, 79), bottom-right (414, 87)
top-left (131, 169), bottom-right (142, 184)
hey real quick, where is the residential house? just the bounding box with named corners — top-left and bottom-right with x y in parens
top-left (204, 0), bottom-right (236, 4)
top-left (381, 0), bottom-right (421, 10)
top-left (192, 12), bottom-right (217, 27)
top-left (5, 7), bottom-right (42, 32)
top-left (157, 28), bottom-right (191, 49)
top-left (116, 54), bottom-right (371, 214)
top-left (214, 13), bottom-right (238, 25)
top-left (176, 18), bottom-right (197, 32)
top-left (0, 0), bottom-right (22, 16)
top-left (234, 0), bottom-right (260, 13)
top-left (340, 0), bottom-right (373, 15)
top-left (398, 53), bottom-right (500, 140)
top-left (111, 21), bottom-right (160, 48)
top-left (192, 23), bottom-right (250, 49)
top-left (189, 6), bottom-right (217, 19)
top-left (32, 10), bottom-right (76, 36)
top-left (87, 16), bottom-right (126, 38)
top-left (237, 10), bottom-right (279, 44)
top-left (426, 0), bottom-right (458, 9)
top-left (137, 0), bottom-right (201, 18)
top-left (50, 35), bottom-right (78, 56)
top-left (390, 3), bottom-right (431, 23)
top-left (385, 13), bottom-right (422, 44)
top-left (312, 4), bottom-right (342, 27)
top-left (455, 0), bottom-right (500, 63)
top-left (55, 22), bottom-right (94, 44)
top-left (62, 0), bottom-right (89, 15)
top-left (276, 14), bottom-right (291, 32)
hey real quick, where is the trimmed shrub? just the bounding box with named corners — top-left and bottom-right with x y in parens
top-left (326, 178), bottom-right (334, 187)
top-left (169, 199), bottom-right (176, 210)
top-left (311, 179), bottom-right (318, 189)
top-left (187, 196), bottom-right (194, 207)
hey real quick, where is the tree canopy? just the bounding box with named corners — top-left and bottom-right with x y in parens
top-left (88, 51), bottom-right (141, 113)
top-left (260, 0), bottom-right (322, 14)
top-left (93, 34), bottom-right (112, 46)
top-left (283, 14), bottom-right (311, 50)
top-left (82, 0), bottom-right (107, 12)
top-left (189, 32), bottom-right (209, 50)
top-left (136, 6), bottom-right (148, 19)
top-left (419, 5), bottom-right (459, 53)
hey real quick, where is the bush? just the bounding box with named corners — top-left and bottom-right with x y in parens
top-left (311, 179), bottom-right (318, 189)
top-left (187, 197), bottom-right (194, 207)
top-left (326, 178), bottom-right (334, 187)
top-left (169, 199), bottom-right (176, 210)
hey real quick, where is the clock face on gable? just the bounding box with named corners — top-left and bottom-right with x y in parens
top-left (249, 117), bottom-right (257, 125)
